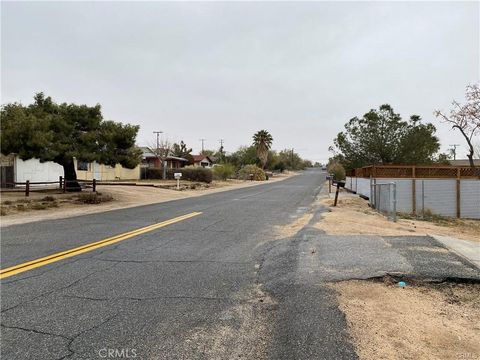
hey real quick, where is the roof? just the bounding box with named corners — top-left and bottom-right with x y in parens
top-left (165, 156), bottom-right (188, 162)
top-left (192, 155), bottom-right (213, 163)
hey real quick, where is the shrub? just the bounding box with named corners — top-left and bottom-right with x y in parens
top-left (166, 168), bottom-right (213, 183)
top-left (41, 196), bottom-right (56, 202)
top-left (76, 193), bottom-right (114, 204)
top-left (213, 164), bottom-right (235, 181)
top-left (327, 162), bottom-right (346, 181)
top-left (145, 168), bottom-right (163, 179)
top-left (238, 164), bottom-right (266, 181)
top-left (30, 203), bottom-right (48, 210)
top-left (146, 167), bottom-right (213, 183)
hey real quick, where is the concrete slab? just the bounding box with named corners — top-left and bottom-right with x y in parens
top-left (432, 235), bottom-right (480, 269)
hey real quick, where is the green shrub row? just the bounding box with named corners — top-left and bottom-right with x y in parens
top-left (145, 167), bottom-right (213, 183)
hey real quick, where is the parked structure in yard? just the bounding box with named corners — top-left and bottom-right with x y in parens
top-left (192, 155), bottom-right (214, 168)
top-left (345, 165), bottom-right (480, 219)
top-left (0, 153), bottom-right (141, 186)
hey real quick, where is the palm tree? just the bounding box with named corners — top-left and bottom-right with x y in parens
top-left (253, 130), bottom-right (273, 169)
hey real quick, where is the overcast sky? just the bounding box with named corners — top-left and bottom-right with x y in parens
top-left (2, 1), bottom-right (479, 162)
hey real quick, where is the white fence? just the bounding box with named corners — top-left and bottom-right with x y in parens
top-left (346, 176), bottom-right (480, 219)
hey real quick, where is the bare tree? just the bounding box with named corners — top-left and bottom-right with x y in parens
top-left (147, 137), bottom-right (172, 179)
top-left (434, 84), bottom-right (480, 173)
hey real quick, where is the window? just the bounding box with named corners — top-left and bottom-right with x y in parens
top-left (77, 161), bottom-right (89, 171)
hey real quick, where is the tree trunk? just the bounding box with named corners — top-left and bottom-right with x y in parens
top-left (62, 159), bottom-right (82, 192)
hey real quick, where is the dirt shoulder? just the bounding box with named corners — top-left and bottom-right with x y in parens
top-left (315, 188), bottom-right (480, 243)
top-left (0, 172), bottom-right (297, 227)
top-left (332, 279), bottom-right (480, 360)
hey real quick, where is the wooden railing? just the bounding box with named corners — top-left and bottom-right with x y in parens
top-left (347, 165), bottom-right (478, 179)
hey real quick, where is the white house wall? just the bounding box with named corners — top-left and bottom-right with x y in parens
top-left (15, 158), bottom-right (63, 183)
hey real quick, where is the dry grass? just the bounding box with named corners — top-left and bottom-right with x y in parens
top-left (332, 280), bottom-right (480, 360)
top-left (316, 194), bottom-right (480, 242)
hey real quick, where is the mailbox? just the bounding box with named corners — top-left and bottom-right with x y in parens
top-left (174, 173), bottom-right (182, 180)
top-left (336, 181), bottom-right (346, 188)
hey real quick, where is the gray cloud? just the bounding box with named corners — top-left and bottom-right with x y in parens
top-left (2, 1), bottom-right (478, 162)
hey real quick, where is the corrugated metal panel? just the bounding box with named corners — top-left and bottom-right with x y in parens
top-left (460, 180), bottom-right (480, 219)
top-left (415, 179), bottom-right (457, 217)
top-left (391, 180), bottom-right (413, 213)
top-left (356, 178), bottom-right (371, 198)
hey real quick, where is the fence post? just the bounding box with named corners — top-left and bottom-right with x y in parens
top-left (93, 178), bottom-right (96, 193)
top-left (456, 168), bottom-right (461, 218)
top-left (411, 166), bottom-right (416, 216)
top-left (59, 176), bottom-right (63, 189)
top-left (25, 180), bottom-right (30, 197)
top-left (63, 178), bottom-right (67, 193)
top-left (391, 182), bottom-right (397, 222)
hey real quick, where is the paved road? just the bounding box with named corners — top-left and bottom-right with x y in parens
top-left (1, 169), bottom-right (479, 360)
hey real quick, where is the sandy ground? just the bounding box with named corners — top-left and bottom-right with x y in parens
top-left (0, 172), bottom-right (296, 227)
top-left (316, 190), bottom-right (480, 243)
top-left (332, 280), bottom-right (480, 360)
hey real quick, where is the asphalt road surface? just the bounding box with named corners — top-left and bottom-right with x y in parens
top-left (1, 169), bottom-right (479, 359)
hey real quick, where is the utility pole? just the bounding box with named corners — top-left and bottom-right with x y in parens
top-left (153, 131), bottom-right (164, 179)
top-left (153, 131), bottom-right (163, 156)
top-left (219, 139), bottom-right (224, 160)
top-left (449, 144), bottom-right (460, 160)
top-left (199, 139), bottom-right (206, 154)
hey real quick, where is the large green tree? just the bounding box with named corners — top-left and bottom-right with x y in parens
top-left (333, 104), bottom-right (440, 170)
top-left (253, 130), bottom-right (273, 169)
top-left (1, 93), bottom-right (142, 190)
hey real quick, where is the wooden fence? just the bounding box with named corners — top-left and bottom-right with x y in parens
top-left (346, 165), bottom-right (478, 179)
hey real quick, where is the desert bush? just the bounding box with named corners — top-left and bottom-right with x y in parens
top-left (76, 193), bottom-right (114, 204)
top-left (145, 168), bottom-right (163, 179)
top-left (30, 203), bottom-right (48, 210)
top-left (166, 168), bottom-right (213, 183)
top-left (41, 196), bottom-right (56, 202)
top-left (2, 200), bottom-right (13, 205)
top-left (238, 164), bottom-right (266, 181)
top-left (327, 162), bottom-right (346, 180)
top-left (213, 164), bottom-right (235, 180)
top-left (146, 167), bottom-right (213, 183)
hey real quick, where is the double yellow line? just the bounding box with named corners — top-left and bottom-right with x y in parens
top-left (0, 212), bottom-right (202, 280)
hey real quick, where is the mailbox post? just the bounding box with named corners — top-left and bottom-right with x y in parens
top-left (174, 172), bottom-right (182, 190)
top-left (333, 180), bottom-right (345, 207)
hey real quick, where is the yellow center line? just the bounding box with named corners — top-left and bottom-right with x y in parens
top-left (0, 212), bottom-right (202, 280)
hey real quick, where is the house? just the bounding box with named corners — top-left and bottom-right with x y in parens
top-left (0, 153), bottom-right (141, 186)
top-left (140, 147), bottom-right (189, 169)
top-left (449, 159), bottom-right (480, 167)
top-left (192, 155), bottom-right (214, 168)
